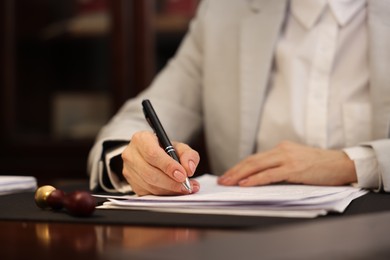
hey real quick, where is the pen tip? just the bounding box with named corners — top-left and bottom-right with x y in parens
top-left (183, 178), bottom-right (192, 194)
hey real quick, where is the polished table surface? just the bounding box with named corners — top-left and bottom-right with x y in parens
top-left (0, 220), bottom-right (233, 259)
top-left (2, 211), bottom-right (390, 260)
top-left (1, 180), bottom-right (390, 260)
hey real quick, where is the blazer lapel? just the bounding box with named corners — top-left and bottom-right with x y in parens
top-left (239, 0), bottom-right (287, 159)
top-left (368, 0), bottom-right (390, 139)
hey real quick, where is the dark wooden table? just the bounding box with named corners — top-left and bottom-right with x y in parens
top-left (2, 210), bottom-right (390, 260)
top-left (1, 182), bottom-right (390, 260)
top-left (0, 220), bottom-right (232, 259)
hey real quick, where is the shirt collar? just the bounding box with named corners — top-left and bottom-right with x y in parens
top-left (328, 0), bottom-right (366, 27)
top-left (291, 0), bottom-right (366, 29)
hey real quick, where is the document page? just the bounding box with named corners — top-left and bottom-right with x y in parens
top-left (97, 174), bottom-right (367, 218)
top-left (0, 175), bottom-right (37, 195)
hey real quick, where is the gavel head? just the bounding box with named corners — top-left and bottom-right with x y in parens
top-left (35, 185), bottom-right (65, 210)
top-left (34, 185), bottom-right (96, 217)
top-left (35, 185), bottom-right (57, 209)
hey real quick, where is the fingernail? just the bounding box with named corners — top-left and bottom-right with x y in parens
top-left (173, 171), bottom-right (185, 182)
top-left (189, 161), bottom-right (196, 174)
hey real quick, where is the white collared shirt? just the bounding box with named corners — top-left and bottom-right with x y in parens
top-left (256, 0), bottom-right (379, 189)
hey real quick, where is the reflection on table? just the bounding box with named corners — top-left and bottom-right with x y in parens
top-left (1, 220), bottom-right (230, 259)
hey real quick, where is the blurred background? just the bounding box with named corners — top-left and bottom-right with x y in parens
top-left (0, 0), bottom-right (199, 183)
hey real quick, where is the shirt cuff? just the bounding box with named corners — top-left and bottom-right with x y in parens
top-left (104, 145), bottom-right (133, 193)
top-left (343, 146), bottom-right (380, 190)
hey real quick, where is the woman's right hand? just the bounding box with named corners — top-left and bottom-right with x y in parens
top-left (121, 131), bottom-right (200, 196)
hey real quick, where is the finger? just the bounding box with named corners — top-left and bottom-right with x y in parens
top-left (124, 160), bottom-right (191, 195)
top-left (174, 142), bottom-right (200, 178)
top-left (138, 178), bottom-right (200, 196)
top-left (134, 170), bottom-right (201, 196)
top-left (218, 149), bottom-right (283, 186)
top-left (147, 175), bottom-right (200, 195)
top-left (190, 179), bottom-right (200, 193)
top-left (238, 166), bottom-right (289, 187)
top-left (132, 131), bottom-right (188, 183)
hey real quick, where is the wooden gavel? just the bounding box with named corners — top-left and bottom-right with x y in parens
top-left (34, 185), bottom-right (96, 217)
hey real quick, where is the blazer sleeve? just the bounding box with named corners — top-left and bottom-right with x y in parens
top-left (87, 0), bottom-right (211, 192)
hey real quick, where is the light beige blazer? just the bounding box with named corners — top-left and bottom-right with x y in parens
top-left (88, 0), bottom-right (390, 192)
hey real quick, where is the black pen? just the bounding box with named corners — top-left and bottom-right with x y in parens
top-left (142, 99), bottom-right (192, 193)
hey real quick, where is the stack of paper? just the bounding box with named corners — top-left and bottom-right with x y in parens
top-left (97, 174), bottom-right (367, 218)
top-left (0, 175), bottom-right (37, 195)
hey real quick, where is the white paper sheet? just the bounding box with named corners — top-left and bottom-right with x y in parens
top-left (96, 174), bottom-right (367, 218)
top-left (0, 175), bottom-right (37, 195)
